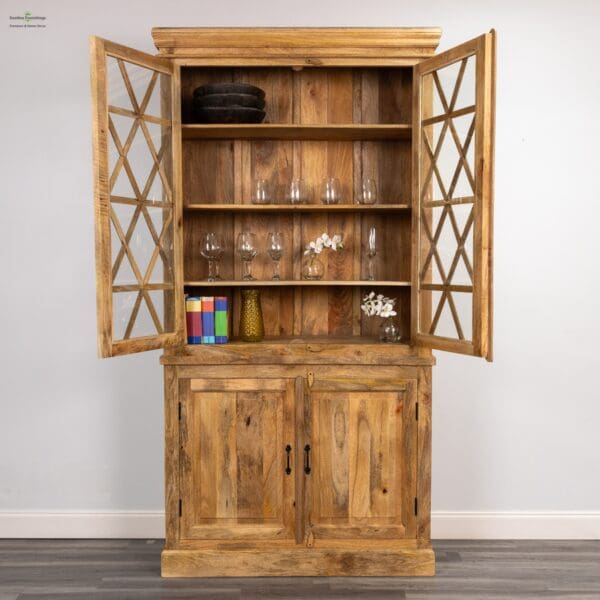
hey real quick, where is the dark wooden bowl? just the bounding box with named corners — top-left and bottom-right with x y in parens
top-left (193, 83), bottom-right (266, 100)
top-left (193, 93), bottom-right (265, 110)
top-left (193, 106), bottom-right (266, 124)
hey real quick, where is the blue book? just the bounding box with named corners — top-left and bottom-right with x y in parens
top-left (201, 297), bottom-right (215, 344)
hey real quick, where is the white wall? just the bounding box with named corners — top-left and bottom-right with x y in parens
top-left (1, 0), bottom-right (599, 537)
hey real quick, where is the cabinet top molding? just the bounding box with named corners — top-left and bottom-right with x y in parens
top-left (151, 27), bottom-right (442, 66)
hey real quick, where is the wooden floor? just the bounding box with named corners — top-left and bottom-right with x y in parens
top-left (0, 540), bottom-right (599, 599)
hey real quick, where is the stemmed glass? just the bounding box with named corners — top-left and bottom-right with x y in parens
top-left (200, 232), bottom-right (224, 281)
top-left (236, 232), bottom-right (258, 281)
top-left (366, 226), bottom-right (377, 281)
top-left (267, 232), bottom-right (283, 280)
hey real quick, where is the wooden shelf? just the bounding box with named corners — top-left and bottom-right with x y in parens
top-left (184, 203), bottom-right (410, 212)
top-left (184, 280), bottom-right (411, 287)
top-left (181, 124), bottom-right (411, 141)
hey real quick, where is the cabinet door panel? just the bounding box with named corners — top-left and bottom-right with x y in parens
top-left (90, 37), bottom-right (184, 357)
top-left (180, 378), bottom-right (295, 541)
top-left (307, 379), bottom-right (417, 540)
top-left (412, 31), bottom-right (495, 360)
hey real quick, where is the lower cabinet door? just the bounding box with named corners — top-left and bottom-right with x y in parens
top-left (179, 377), bottom-right (296, 541)
top-left (306, 378), bottom-right (418, 541)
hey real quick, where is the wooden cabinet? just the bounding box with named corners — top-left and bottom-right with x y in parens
top-left (90, 27), bottom-right (496, 577)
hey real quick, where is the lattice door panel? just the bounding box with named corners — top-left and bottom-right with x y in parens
top-left (91, 38), bottom-right (182, 357)
top-left (412, 32), bottom-right (495, 358)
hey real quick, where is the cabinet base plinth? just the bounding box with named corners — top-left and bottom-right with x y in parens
top-left (161, 547), bottom-right (435, 577)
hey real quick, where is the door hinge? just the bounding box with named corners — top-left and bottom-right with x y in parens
top-left (178, 498), bottom-right (182, 517)
top-left (414, 497), bottom-right (418, 516)
top-left (415, 402), bottom-right (419, 421)
top-left (178, 402), bottom-right (181, 421)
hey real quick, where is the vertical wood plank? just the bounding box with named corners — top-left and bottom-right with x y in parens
top-left (163, 366), bottom-right (179, 548)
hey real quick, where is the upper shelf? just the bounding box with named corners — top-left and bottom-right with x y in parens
top-left (184, 280), bottom-right (411, 287)
top-left (181, 124), bottom-right (412, 141)
top-left (184, 203), bottom-right (410, 212)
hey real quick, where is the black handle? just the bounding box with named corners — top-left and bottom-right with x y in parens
top-left (304, 444), bottom-right (311, 475)
top-left (285, 444), bottom-right (292, 475)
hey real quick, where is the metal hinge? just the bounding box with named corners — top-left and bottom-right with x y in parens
top-left (415, 402), bottom-right (419, 421)
top-left (178, 402), bottom-right (181, 421)
top-left (414, 497), bottom-right (418, 516)
top-left (179, 498), bottom-right (182, 517)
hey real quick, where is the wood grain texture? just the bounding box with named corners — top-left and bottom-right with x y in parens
top-left (308, 380), bottom-right (417, 541)
top-left (162, 547), bottom-right (435, 576)
top-left (179, 377), bottom-right (295, 542)
top-left (163, 366), bottom-right (179, 548)
top-left (152, 27), bottom-right (442, 66)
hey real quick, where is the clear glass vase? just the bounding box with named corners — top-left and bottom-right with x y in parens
top-left (379, 317), bottom-right (400, 342)
top-left (302, 254), bottom-right (325, 280)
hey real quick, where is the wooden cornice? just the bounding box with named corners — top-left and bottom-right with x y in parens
top-left (151, 27), bottom-right (442, 66)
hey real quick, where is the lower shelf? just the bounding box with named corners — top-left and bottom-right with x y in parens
top-left (184, 280), bottom-right (411, 287)
top-left (161, 546), bottom-right (435, 577)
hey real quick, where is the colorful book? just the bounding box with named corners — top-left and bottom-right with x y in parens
top-left (185, 297), bottom-right (202, 344)
top-left (215, 296), bottom-right (228, 344)
top-left (201, 296), bottom-right (215, 344)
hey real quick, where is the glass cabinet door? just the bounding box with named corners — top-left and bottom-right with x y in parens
top-left (412, 31), bottom-right (495, 360)
top-left (90, 37), bottom-right (183, 357)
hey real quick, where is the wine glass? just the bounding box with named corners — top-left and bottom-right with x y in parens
top-left (320, 177), bottom-right (342, 205)
top-left (358, 177), bottom-right (378, 205)
top-left (267, 232), bottom-right (283, 280)
top-left (365, 226), bottom-right (377, 281)
top-left (286, 178), bottom-right (309, 204)
top-left (200, 232), bottom-right (224, 281)
top-left (236, 232), bottom-right (258, 280)
top-left (251, 178), bottom-right (272, 205)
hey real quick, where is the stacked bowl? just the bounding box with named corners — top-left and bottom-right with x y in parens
top-left (192, 83), bottom-right (266, 124)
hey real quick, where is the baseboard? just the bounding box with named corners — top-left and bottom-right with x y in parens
top-left (0, 511), bottom-right (599, 539)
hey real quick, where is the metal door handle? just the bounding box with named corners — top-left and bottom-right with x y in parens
top-left (285, 444), bottom-right (292, 475)
top-left (304, 444), bottom-right (311, 475)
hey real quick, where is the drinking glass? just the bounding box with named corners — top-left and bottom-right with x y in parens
top-left (251, 178), bottom-right (272, 205)
top-left (236, 232), bottom-right (258, 280)
top-left (200, 232), bottom-right (224, 281)
top-left (358, 177), bottom-right (378, 205)
top-left (365, 226), bottom-right (377, 281)
top-left (267, 232), bottom-right (283, 280)
top-left (320, 177), bottom-right (342, 205)
top-left (286, 178), bottom-right (309, 204)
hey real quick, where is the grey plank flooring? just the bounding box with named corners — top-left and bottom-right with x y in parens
top-left (0, 539), bottom-right (599, 599)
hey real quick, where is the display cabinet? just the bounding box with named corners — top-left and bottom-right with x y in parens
top-left (90, 27), bottom-right (495, 576)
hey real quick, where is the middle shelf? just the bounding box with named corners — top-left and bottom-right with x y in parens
top-left (184, 280), bottom-right (411, 287)
top-left (184, 203), bottom-right (411, 212)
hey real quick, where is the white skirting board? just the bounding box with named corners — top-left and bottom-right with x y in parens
top-left (0, 511), bottom-right (599, 539)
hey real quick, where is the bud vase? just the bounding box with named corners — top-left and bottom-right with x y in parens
top-left (239, 288), bottom-right (264, 342)
top-left (302, 253), bottom-right (325, 280)
top-left (379, 317), bottom-right (400, 342)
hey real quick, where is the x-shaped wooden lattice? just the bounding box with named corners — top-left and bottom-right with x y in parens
top-left (419, 57), bottom-right (477, 340)
top-left (108, 59), bottom-right (174, 339)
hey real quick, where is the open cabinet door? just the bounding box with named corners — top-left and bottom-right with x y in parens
top-left (412, 31), bottom-right (495, 360)
top-left (90, 37), bottom-right (184, 357)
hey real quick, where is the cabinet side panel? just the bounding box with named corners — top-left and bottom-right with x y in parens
top-left (416, 366), bottom-right (432, 541)
top-left (164, 366), bottom-right (180, 547)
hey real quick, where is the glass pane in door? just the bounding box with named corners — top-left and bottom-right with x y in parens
top-left (105, 55), bottom-right (174, 342)
top-left (418, 54), bottom-right (476, 342)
